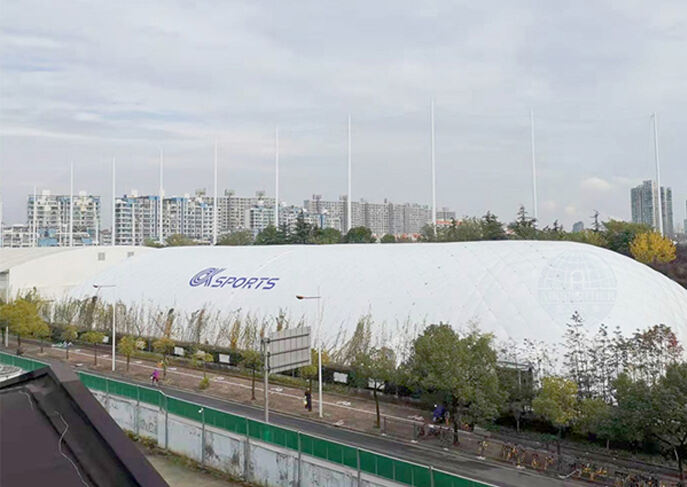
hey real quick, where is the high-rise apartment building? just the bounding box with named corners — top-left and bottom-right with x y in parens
top-left (630, 180), bottom-right (674, 237)
top-left (114, 190), bottom-right (274, 244)
top-left (24, 190), bottom-right (100, 246)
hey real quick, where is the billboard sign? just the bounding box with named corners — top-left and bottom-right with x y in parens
top-left (266, 327), bottom-right (311, 374)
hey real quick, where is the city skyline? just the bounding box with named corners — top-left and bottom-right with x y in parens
top-left (2, 2), bottom-right (687, 231)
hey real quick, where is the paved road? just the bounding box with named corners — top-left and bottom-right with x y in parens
top-left (101, 370), bottom-right (578, 487)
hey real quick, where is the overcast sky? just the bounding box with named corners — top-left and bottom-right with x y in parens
top-left (1, 1), bottom-right (686, 230)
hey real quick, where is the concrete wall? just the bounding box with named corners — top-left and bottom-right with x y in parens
top-left (91, 391), bottom-right (395, 487)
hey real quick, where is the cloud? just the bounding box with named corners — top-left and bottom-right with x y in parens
top-left (580, 177), bottom-right (613, 192)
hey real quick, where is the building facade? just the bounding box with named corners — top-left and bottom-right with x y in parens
top-left (630, 180), bottom-right (674, 237)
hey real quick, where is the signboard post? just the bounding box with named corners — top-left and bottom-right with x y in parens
top-left (262, 327), bottom-right (311, 423)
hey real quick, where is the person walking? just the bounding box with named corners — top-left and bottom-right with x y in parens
top-left (151, 368), bottom-right (160, 386)
top-left (304, 389), bottom-right (312, 412)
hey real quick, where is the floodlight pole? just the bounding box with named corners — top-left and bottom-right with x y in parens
top-left (275, 126), bottom-right (280, 229)
top-left (213, 140), bottom-right (218, 245)
top-left (530, 109), bottom-right (539, 224)
top-left (296, 291), bottom-right (323, 418)
top-left (430, 99), bottom-right (436, 228)
top-left (347, 115), bottom-right (352, 232)
top-left (93, 284), bottom-right (117, 371)
top-left (652, 113), bottom-right (664, 236)
top-left (112, 157), bottom-right (116, 246)
top-left (32, 185), bottom-right (37, 247)
top-left (69, 161), bottom-right (74, 247)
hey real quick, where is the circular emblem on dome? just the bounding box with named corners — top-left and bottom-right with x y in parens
top-left (537, 250), bottom-right (617, 325)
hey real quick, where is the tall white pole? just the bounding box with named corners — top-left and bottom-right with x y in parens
top-left (275, 126), bottom-right (280, 229)
top-left (32, 185), bottom-right (37, 247)
top-left (530, 109), bottom-right (539, 224)
top-left (111, 289), bottom-right (116, 372)
top-left (430, 100), bottom-right (437, 227)
top-left (317, 286), bottom-right (323, 418)
top-left (652, 113), bottom-right (664, 236)
top-left (347, 115), bottom-right (352, 231)
top-left (131, 200), bottom-right (136, 246)
top-left (69, 161), bottom-right (74, 247)
top-left (159, 148), bottom-right (164, 245)
top-left (213, 140), bottom-right (218, 245)
top-left (111, 157), bottom-right (116, 246)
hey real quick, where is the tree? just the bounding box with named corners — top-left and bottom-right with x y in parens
top-left (343, 226), bottom-right (376, 243)
top-left (165, 233), bottom-right (196, 246)
top-left (310, 227), bottom-right (342, 244)
top-left (299, 348), bottom-right (331, 393)
top-left (497, 363), bottom-right (534, 433)
top-left (441, 217), bottom-right (482, 242)
top-left (0, 299), bottom-right (45, 352)
top-left (603, 220), bottom-right (651, 256)
top-left (380, 234), bottom-right (396, 244)
top-left (218, 230), bottom-right (254, 246)
top-left (81, 330), bottom-right (105, 365)
top-left (60, 325), bottom-right (78, 359)
top-left (118, 335), bottom-right (140, 371)
top-left (143, 238), bottom-right (164, 248)
top-left (650, 363), bottom-right (687, 484)
top-left (630, 232), bottom-right (677, 264)
top-left (239, 349), bottom-right (263, 400)
top-left (405, 324), bottom-right (504, 444)
top-left (352, 347), bottom-right (397, 428)
top-left (255, 225), bottom-right (287, 245)
top-left (32, 319), bottom-right (51, 353)
top-left (563, 311), bottom-right (593, 398)
top-left (532, 376), bottom-right (578, 463)
top-left (609, 373), bottom-right (653, 449)
top-left (153, 336), bottom-right (175, 378)
top-left (508, 205), bottom-right (538, 239)
top-left (574, 398), bottom-right (612, 447)
top-left (193, 349), bottom-right (213, 389)
top-left (290, 211), bottom-right (314, 244)
top-left (480, 212), bottom-right (506, 240)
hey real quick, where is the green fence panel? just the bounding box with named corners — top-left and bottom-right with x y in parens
top-left (376, 454), bottom-right (394, 481)
top-left (359, 450), bottom-right (377, 475)
top-left (138, 386), bottom-right (163, 408)
top-left (204, 408), bottom-right (247, 435)
top-left (0, 351), bottom-right (46, 371)
top-left (78, 372), bottom-right (107, 392)
top-left (342, 445), bottom-right (358, 469)
top-left (392, 459), bottom-right (414, 485)
top-left (433, 469), bottom-right (481, 487)
top-left (247, 420), bottom-right (298, 450)
top-left (411, 464), bottom-right (431, 487)
top-left (167, 396), bottom-right (202, 422)
top-left (106, 378), bottom-right (138, 400)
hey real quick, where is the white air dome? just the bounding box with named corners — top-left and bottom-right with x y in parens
top-left (71, 242), bottom-right (687, 347)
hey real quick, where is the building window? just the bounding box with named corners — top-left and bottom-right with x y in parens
top-left (98, 252), bottom-right (105, 261)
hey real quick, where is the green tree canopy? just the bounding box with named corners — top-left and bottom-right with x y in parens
top-left (310, 227), bottom-right (342, 244)
top-left (405, 324), bottom-right (504, 442)
top-left (255, 225), bottom-right (288, 245)
top-left (217, 230), bottom-right (254, 246)
top-left (380, 233), bottom-right (396, 243)
top-left (165, 233), bottom-right (196, 246)
top-left (352, 347), bottom-right (397, 428)
top-left (480, 212), bottom-right (507, 240)
top-left (0, 299), bottom-right (46, 350)
top-left (343, 226), bottom-right (376, 243)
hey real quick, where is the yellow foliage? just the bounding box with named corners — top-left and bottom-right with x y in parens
top-left (630, 232), bottom-right (676, 264)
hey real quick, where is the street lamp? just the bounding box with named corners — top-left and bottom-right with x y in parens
top-left (296, 291), bottom-right (323, 418)
top-left (93, 284), bottom-right (117, 372)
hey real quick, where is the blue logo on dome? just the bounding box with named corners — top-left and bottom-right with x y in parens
top-left (189, 267), bottom-right (279, 291)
